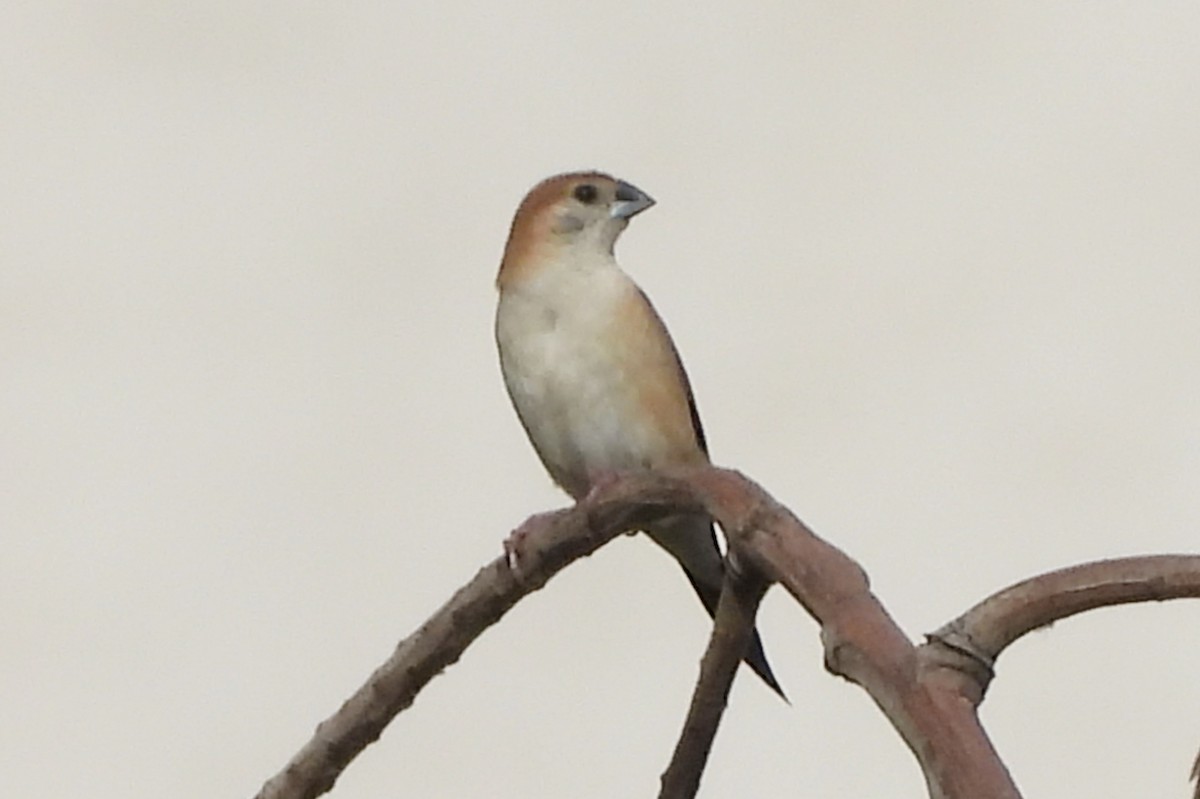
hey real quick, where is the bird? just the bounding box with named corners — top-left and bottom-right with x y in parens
top-left (494, 170), bottom-right (783, 697)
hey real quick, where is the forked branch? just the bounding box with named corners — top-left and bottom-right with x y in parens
top-left (254, 467), bottom-right (1200, 799)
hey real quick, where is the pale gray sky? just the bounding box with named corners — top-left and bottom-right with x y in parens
top-left (3, 3), bottom-right (1198, 797)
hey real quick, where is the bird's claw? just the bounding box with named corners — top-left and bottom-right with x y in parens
top-left (503, 531), bottom-right (526, 573)
top-left (503, 511), bottom-right (557, 579)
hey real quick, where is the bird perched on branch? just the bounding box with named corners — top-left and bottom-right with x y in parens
top-left (494, 170), bottom-right (783, 696)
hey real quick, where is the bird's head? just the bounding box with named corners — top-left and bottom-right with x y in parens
top-left (497, 171), bottom-right (654, 288)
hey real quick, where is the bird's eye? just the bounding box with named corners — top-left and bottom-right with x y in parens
top-left (573, 184), bottom-right (599, 204)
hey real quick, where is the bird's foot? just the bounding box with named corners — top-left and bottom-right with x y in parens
top-left (503, 510), bottom-right (558, 578)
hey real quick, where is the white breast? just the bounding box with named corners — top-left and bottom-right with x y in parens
top-left (496, 258), bottom-right (670, 498)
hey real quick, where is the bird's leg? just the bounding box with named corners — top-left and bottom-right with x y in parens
top-left (581, 469), bottom-right (622, 504)
top-left (582, 471), bottom-right (641, 536)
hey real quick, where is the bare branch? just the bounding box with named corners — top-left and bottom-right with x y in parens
top-left (930, 555), bottom-right (1200, 675)
top-left (659, 570), bottom-right (768, 799)
top-left (1191, 747), bottom-right (1200, 799)
top-left (679, 468), bottom-right (1023, 799)
top-left (254, 483), bottom-right (693, 799)
top-left (254, 466), bottom-right (1200, 799)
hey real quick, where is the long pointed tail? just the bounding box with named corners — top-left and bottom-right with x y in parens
top-left (680, 566), bottom-right (786, 699)
top-left (646, 515), bottom-right (786, 699)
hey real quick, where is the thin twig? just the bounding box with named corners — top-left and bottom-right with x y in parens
top-left (659, 571), bottom-right (767, 798)
top-left (1190, 746), bottom-right (1200, 799)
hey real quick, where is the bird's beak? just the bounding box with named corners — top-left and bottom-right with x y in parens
top-left (611, 180), bottom-right (655, 220)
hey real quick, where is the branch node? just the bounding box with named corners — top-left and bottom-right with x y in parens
top-left (818, 627), bottom-right (854, 680)
top-left (923, 622), bottom-right (997, 702)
